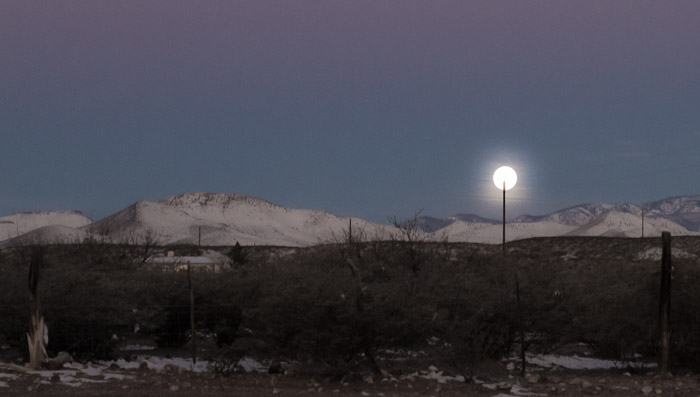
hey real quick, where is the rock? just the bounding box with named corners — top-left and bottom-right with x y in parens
top-left (525, 373), bottom-right (541, 384)
top-left (164, 363), bottom-right (177, 373)
top-left (46, 351), bottom-right (73, 370)
top-left (428, 365), bottom-right (438, 372)
top-left (641, 385), bottom-right (653, 395)
top-left (139, 361), bottom-right (149, 371)
top-left (169, 385), bottom-right (180, 392)
top-left (272, 388), bottom-right (281, 394)
top-left (181, 382), bottom-right (192, 388)
top-left (581, 380), bottom-right (593, 389)
top-left (569, 378), bottom-right (584, 386)
top-left (109, 363), bottom-right (120, 370)
top-left (362, 375), bottom-right (374, 384)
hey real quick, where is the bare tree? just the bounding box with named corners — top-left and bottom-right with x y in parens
top-left (138, 227), bottom-right (163, 264)
top-left (332, 219), bottom-right (383, 375)
top-left (27, 246), bottom-right (47, 369)
top-left (387, 210), bottom-right (445, 296)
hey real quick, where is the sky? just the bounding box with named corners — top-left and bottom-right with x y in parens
top-left (1, 1), bottom-right (700, 223)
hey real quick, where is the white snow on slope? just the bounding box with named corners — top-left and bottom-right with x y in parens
top-left (88, 192), bottom-right (395, 247)
top-left (5, 225), bottom-right (87, 246)
top-left (0, 211), bottom-right (91, 242)
top-left (440, 211), bottom-right (699, 244)
top-left (4, 193), bottom-right (700, 247)
top-left (441, 220), bottom-right (577, 244)
top-left (567, 211), bottom-right (693, 238)
top-left (0, 211), bottom-right (92, 242)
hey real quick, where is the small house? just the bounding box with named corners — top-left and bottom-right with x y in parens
top-left (148, 251), bottom-right (223, 272)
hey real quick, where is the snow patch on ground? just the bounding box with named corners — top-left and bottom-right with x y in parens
top-left (101, 355), bottom-right (210, 372)
top-left (509, 383), bottom-right (546, 396)
top-left (237, 357), bottom-right (268, 373)
top-left (420, 366), bottom-right (465, 383)
top-left (0, 369), bottom-right (17, 387)
top-left (636, 246), bottom-right (695, 261)
top-left (399, 365), bottom-right (465, 384)
top-left (119, 344), bottom-right (156, 351)
top-left (506, 353), bottom-right (656, 370)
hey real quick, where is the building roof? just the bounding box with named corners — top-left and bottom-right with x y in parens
top-left (148, 256), bottom-right (217, 264)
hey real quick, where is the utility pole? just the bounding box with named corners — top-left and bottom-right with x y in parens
top-left (502, 181), bottom-right (506, 253)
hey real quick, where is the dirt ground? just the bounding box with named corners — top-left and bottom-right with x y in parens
top-left (2, 362), bottom-right (700, 396)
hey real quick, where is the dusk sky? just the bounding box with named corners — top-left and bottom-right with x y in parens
top-left (2, 1), bottom-right (700, 223)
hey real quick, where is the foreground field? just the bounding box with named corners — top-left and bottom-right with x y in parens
top-left (2, 236), bottom-right (700, 395)
top-left (2, 353), bottom-right (700, 397)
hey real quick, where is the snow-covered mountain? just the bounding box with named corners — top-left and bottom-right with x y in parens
top-left (85, 192), bottom-right (393, 247)
top-left (566, 211), bottom-right (689, 238)
top-left (2, 193), bottom-right (700, 247)
top-left (0, 211), bottom-right (92, 242)
top-left (425, 197), bottom-right (700, 243)
top-left (643, 195), bottom-right (700, 232)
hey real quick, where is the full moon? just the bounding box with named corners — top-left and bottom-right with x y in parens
top-left (493, 166), bottom-right (517, 190)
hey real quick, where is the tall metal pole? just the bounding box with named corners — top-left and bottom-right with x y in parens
top-left (502, 181), bottom-right (506, 253)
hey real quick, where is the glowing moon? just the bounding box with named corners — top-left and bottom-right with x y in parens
top-left (493, 166), bottom-right (517, 190)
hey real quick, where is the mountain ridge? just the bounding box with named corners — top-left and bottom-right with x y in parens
top-left (2, 193), bottom-right (700, 246)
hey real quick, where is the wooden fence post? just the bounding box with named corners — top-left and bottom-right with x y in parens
top-left (659, 232), bottom-right (672, 373)
top-left (27, 248), bottom-right (47, 370)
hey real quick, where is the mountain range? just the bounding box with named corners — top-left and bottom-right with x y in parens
top-left (1, 193), bottom-right (699, 247)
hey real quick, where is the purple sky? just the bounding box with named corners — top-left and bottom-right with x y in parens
top-left (2, 1), bottom-right (700, 222)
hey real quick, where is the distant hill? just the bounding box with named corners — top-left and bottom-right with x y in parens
top-left (85, 192), bottom-right (393, 247)
top-left (420, 196), bottom-right (700, 243)
top-left (642, 195), bottom-right (700, 232)
top-left (0, 210), bottom-right (91, 242)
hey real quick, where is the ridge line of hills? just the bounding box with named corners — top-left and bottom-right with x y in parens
top-left (1, 192), bottom-right (699, 247)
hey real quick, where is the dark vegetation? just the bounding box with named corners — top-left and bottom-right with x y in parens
top-left (1, 235), bottom-right (700, 377)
